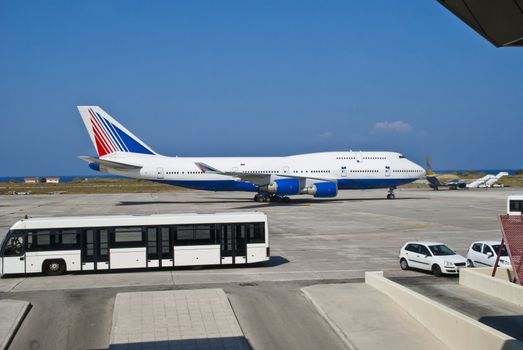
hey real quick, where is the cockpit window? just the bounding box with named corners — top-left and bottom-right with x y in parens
top-left (399, 155), bottom-right (405, 158)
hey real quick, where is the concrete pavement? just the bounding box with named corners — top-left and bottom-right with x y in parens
top-left (302, 283), bottom-right (449, 350)
top-left (110, 289), bottom-right (249, 350)
top-left (0, 299), bottom-right (30, 350)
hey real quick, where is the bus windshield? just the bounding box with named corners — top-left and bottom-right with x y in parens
top-left (2, 231), bottom-right (24, 256)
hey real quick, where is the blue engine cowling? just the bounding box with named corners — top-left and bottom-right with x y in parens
top-left (313, 182), bottom-right (338, 198)
top-left (88, 163), bottom-right (100, 171)
top-left (267, 179), bottom-right (300, 196)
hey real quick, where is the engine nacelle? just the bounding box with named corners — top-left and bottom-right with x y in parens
top-left (301, 182), bottom-right (338, 198)
top-left (88, 163), bottom-right (100, 172)
top-left (261, 179), bottom-right (300, 196)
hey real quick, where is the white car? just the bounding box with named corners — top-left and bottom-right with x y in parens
top-left (466, 241), bottom-right (512, 268)
top-left (399, 241), bottom-right (467, 276)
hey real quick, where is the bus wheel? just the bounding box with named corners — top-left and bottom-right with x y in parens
top-left (43, 259), bottom-right (66, 276)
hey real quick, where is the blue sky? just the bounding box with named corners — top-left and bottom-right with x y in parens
top-left (1, 0), bottom-right (521, 176)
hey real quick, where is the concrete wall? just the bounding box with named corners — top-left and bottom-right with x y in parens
top-left (365, 271), bottom-right (523, 350)
top-left (460, 268), bottom-right (523, 308)
top-left (470, 267), bottom-right (515, 282)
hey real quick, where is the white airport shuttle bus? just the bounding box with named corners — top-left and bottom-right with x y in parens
top-left (0, 212), bottom-right (269, 276)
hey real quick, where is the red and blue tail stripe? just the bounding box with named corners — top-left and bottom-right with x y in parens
top-left (87, 108), bottom-right (154, 156)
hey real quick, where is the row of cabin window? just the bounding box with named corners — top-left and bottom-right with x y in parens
top-left (292, 170), bottom-right (331, 174)
top-left (11, 223), bottom-right (265, 251)
top-left (350, 169), bottom-right (380, 173)
top-left (166, 171), bottom-right (203, 175)
top-left (336, 157), bottom-right (387, 160)
top-left (392, 170), bottom-right (423, 173)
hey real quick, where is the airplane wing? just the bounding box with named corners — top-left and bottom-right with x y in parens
top-left (79, 156), bottom-right (143, 170)
top-left (195, 162), bottom-right (336, 185)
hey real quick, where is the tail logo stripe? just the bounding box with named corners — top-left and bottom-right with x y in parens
top-left (88, 109), bottom-right (116, 155)
top-left (98, 113), bottom-right (125, 152)
top-left (90, 108), bottom-right (120, 152)
top-left (96, 112), bottom-right (122, 152)
top-left (91, 118), bottom-right (114, 155)
top-left (80, 106), bottom-right (156, 156)
top-left (90, 113), bottom-right (115, 153)
top-left (97, 112), bottom-right (128, 152)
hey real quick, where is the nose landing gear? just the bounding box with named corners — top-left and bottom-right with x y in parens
top-left (386, 187), bottom-right (396, 200)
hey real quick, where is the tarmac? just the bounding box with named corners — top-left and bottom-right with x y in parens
top-left (0, 299), bottom-right (30, 350)
top-left (302, 283), bottom-right (449, 350)
top-left (0, 187), bottom-right (519, 349)
top-left (110, 289), bottom-right (249, 350)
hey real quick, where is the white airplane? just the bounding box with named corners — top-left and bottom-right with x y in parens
top-left (467, 172), bottom-right (508, 188)
top-left (483, 172), bottom-right (508, 188)
top-left (78, 106), bottom-right (425, 202)
top-left (467, 174), bottom-right (496, 188)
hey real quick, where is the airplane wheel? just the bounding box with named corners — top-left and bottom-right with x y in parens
top-left (387, 194), bottom-right (395, 199)
top-left (282, 196), bottom-right (290, 203)
top-left (262, 196), bottom-right (269, 202)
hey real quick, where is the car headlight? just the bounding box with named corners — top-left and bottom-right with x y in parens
top-left (444, 261), bottom-right (454, 267)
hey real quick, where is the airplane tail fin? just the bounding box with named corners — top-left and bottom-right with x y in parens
top-left (77, 106), bottom-right (156, 157)
top-left (424, 155), bottom-right (434, 175)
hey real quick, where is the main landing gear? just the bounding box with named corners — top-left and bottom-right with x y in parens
top-left (386, 187), bottom-right (396, 200)
top-left (253, 194), bottom-right (290, 203)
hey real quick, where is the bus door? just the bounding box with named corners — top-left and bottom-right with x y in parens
top-left (82, 229), bottom-right (109, 271)
top-left (2, 232), bottom-right (26, 274)
top-left (146, 227), bottom-right (173, 268)
top-left (220, 224), bottom-right (247, 264)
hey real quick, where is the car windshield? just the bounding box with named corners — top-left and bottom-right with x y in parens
top-left (491, 245), bottom-right (509, 257)
top-left (428, 244), bottom-right (455, 256)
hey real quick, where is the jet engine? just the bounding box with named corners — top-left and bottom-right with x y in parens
top-left (260, 179), bottom-right (300, 196)
top-left (300, 182), bottom-right (338, 198)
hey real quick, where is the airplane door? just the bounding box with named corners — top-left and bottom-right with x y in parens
top-left (2, 233), bottom-right (26, 274)
top-left (385, 166), bottom-right (391, 177)
top-left (283, 166), bottom-right (289, 174)
top-left (157, 167), bottom-right (164, 179)
top-left (341, 166), bottom-right (347, 177)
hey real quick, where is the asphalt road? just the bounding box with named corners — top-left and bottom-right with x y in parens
top-left (4, 280), bottom-right (349, 350)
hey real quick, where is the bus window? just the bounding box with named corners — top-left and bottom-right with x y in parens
top-left (194, 225), bottom-right (214, 244)
top-left (111, 227), bottom-right (144, 248)
top-left (160, 227), bottom-right (170, 258)
top-left (4, 235), bottom-right (24, 256)
top-left (247, 222), bottom-right (265, 243)
top-left (175, 225), bottom-right (193, 245)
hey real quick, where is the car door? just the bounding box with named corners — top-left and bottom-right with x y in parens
top-left (416, 245), bottom-right (433, 271)
top-left (403, 244), bottom-right (421, 269)
top-left (482, 244), bottom-right (495, 266)
top-left (469, 243), bottom-right (483, 266)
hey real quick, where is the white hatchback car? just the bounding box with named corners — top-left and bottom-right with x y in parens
top-left (466, 241), bottom-right (512, 268)
top-left (399, 241), bottom-right (467, 276)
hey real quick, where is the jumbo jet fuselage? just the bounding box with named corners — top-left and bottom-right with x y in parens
top-left (79, 106), bottom-right (425, 201)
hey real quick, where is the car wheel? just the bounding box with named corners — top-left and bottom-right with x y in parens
top-left (432, 264), bottom-right (442, 277)
top-left (400, 258), bottom-right (409, 270)
top-left (467, 259), bottom-right (474, 267)
top-left (43, 259), bottom-right (66, 276)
